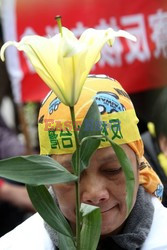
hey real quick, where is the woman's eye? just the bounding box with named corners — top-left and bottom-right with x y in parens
top-left (103, 167), bottom-right (122, 176)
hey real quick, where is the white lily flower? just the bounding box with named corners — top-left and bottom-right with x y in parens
top-left (0, 27), bottom-right (136, 106)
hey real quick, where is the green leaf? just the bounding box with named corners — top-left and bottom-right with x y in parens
top-left (80, 203), bottom-right (101, 250)
top-left (107, 139), bottom-right (135, 214)
top-left (0, 155), bottom-right (77, 185)
top-left (27, 184), bottom-right (74, 238)
top-left (58, 232), bottom-right (76, 250)
top-left (72, 100), bottom-right (101, 171)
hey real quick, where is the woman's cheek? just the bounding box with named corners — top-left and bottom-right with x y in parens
top-left (52, 183), bottom-right (76, 206)
top-left (52, 182), bottom-right (75, 193)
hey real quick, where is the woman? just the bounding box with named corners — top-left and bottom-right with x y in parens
top-left (0, 75), bottom-right (166, 250)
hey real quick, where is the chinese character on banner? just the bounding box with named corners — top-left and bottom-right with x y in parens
top-left (60, 129), bottom-right (73, 149)
top-left (109, 119), bottom-right (123, 140)
top-left (1, 0), bottom-right (167, 103)
top-left (48, 131), bottom-right (60, 149)
top-left (101, 121), bottom-right (109, 141)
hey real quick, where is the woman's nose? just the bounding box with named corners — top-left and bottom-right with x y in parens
top-left (81, 178), bottom-right (109, 205)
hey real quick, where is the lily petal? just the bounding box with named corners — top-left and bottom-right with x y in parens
top-left (61, 27), bottom-right (86, 57)
top-left (113, 29), bottom-right (137, 42)
top-left (0, 41), bottom-right (18, 61)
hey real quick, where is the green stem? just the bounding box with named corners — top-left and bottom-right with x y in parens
top-left (70, 106), bottom-right (81, 250)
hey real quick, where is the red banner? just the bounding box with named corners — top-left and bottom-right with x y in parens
top-left (1, 0), bottom-right (167, 102)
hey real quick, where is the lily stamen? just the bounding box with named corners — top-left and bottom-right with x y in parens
top-left (55, 15), bottom-right (63, 37)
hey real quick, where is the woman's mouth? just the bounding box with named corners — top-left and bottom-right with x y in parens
top-left (101, 204), bottom-right (118, 214)
top-left (101, 208), bottom-right (112, 213)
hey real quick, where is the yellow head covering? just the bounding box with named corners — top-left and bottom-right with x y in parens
top-left (38, 75), bottom-right (163, 199)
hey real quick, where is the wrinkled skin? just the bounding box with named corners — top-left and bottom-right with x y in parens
top-left (52, 145), bottom-right (139, 235)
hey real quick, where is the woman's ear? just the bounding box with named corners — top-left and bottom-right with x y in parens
top-left (159, 135), bottom-right (167, 157)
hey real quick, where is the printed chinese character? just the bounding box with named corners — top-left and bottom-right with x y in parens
top-left (48, 131), bottom-right (60, 149)
top-left (121, 14), bottom-right (150, 63)
top-left (101, 121), bottom-right (109, 141)
top-left (109, 119), bottom-right (123, 140)
top-left (149, 10), bottom-right (167, 58)
top-left (60, 129), bottom-right (73, 148)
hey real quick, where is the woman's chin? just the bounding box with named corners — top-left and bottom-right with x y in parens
top-left (100, 209), bottom-right (125, 236)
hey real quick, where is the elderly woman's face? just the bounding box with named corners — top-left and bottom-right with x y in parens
top-left (52, 145), bottom-right (139, 235)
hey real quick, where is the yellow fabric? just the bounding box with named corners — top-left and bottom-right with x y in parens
top-left (158, 153), bottom-right (167, 176)
top-left (139, 157), bottom-right (163, 199)
top-left (38, 75), bottom-right (163, 199)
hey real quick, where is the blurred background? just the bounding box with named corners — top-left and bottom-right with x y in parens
top-left (0, 0), bottom-right (167, 236)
